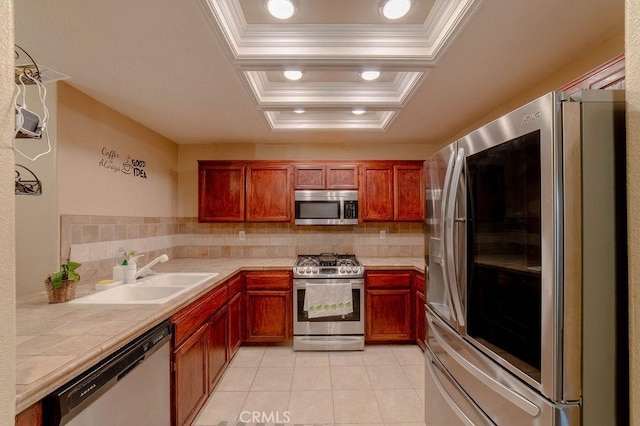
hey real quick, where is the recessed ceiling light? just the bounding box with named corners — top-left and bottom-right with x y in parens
top-left (283, 70), bottom-right (303, 81)
top-left (293, 108), bottom-right (305, 114)
top-left (380, 0), bottom-right (411, 20)
top-left (266, 0), bottom-right (296, 20)
top-left (360, 71), bottom-right (381, 81)
top-left (352, 108), bottom-right (366, 115)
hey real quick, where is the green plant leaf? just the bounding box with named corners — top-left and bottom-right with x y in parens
top-left (50, 271), bottom-right (63, 288)
top-left (67, 262), bottom-right (81, 272)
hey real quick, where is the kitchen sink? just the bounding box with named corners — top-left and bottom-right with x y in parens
top-left (68, 272), bottom-right (219, 305)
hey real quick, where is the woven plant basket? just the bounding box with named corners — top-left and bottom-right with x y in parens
top-left (45, 276), bottom-right (78, 304)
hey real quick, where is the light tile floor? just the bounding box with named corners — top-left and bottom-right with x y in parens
top-left (194, 345), bottom-right (462, 426)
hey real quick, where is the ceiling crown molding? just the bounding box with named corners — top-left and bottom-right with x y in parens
top-left (199, 0), bottom-right (480, 65)
top-left (264, 110), bottom-right (397, 131)
top-left (244, 71), bottom-right (426, 107)
top-left (196, 0), bottom-right (480, 131)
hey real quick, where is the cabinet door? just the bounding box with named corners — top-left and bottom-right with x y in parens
top-left (365, 289), bottom-right (412, 342)
top-left (327, 164), bottom-right (358, 189)
top-left (394, 164), bottom-right (425, 221)
top-left (360, 164), bottom-right (394, 221)
top-left (198, 162), bottom-right (245, 222)
top-left (173, 324), bottom-right (208, 426)
top-left (245, 290), bottom-right (291, 342)
top-left (294, 165), bottom-right (326, 189)
top-left (246, 163), bottom-right (293, 222)
top-left (208, 306), bottom-right (228, 391)
top-left (228, 291), bottom-right (243, 359)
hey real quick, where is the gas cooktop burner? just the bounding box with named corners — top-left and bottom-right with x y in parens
top-left (294, 253), bottom-right (364, 278)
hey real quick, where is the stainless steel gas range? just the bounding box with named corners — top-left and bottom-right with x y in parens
top-left (293, 253), bottom-right (365, 351)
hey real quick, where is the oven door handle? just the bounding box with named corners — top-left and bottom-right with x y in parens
top-left (294, 281), bottom-right (364, 289)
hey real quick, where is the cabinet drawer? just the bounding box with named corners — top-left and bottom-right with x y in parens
top-left (365, 271), bottom-right (412, 288)
top-left (245, 271), bottom-right (291, 290)
top-left (172, 284), bottom-right (228, 346)
top-left (227, 273), bottom-right (243, 296)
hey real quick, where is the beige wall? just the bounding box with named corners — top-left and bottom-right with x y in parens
top-left (177, 142), bottom-right (437, 216)
top-left (15, 84), bottom-right (59, 295)
top-left (448, 29), bottom-right (625, 144)
top-left (627, 0), bottom-right (639, 423)
top-left (58, 83), bottom-right (179, 217)
top-left (1, 1), bottom-right (16, 422)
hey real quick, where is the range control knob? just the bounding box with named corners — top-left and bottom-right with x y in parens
top-left (312, 267), bottom-right (318, 273)
top-left (305, 267), bottom-right (312, 274)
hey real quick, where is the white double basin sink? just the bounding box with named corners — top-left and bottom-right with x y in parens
top-left (69, 272), bottom-right (219, 305)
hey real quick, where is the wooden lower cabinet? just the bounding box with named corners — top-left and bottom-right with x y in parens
top-left (245, 271), bottom-right (292, 343)
top-left (415, 290), bottom-right (426, 350)
top-left (15, 402), bottom-right (42, 426)
top-left (413, 272), bottom-right (426, 350)
top-left (365, 270), bottom-right (413, 342)
top-left (173, 324), bottom-right (209, 426)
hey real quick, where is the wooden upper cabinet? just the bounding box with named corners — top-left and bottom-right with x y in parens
top-left (360, 163), bottom-right (394, 221)
top-left (198, 160), bottom-right (423, 223)
top-left (394, 164), bottom-right (425, 221)
top-left (294, 163), bottom-right (358, 189)
top-left (294, 165), bottom-right (326, 189)
top-left (561, 54), bottom-right (625, 95)
top-left (326, 164), bottom-right (358, 189)
top-left (198, 161), bottom-right (245, 222)
top-left (246, 163), bottom-right (293, 222)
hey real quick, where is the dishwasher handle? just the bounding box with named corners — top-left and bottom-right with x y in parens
top-left (44, 320), bottom-right (171, 426)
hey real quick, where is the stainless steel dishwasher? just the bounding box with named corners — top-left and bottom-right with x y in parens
top-left (43, 320), bottom-right (172, 426)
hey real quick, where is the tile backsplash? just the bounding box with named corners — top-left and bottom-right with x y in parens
top-left (61, 215), bottom-right (424, 283)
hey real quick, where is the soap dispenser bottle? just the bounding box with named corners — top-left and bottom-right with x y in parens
top-left (112, 247), bottom-right (127, 282)
top-left (124, 254), bottom-right (144, 284)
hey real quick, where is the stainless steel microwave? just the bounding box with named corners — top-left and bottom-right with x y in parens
top-left (294, 190), bottom-right (359, 225)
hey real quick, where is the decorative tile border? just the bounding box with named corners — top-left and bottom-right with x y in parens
top-left (61, 215), bottom-right (424, 283)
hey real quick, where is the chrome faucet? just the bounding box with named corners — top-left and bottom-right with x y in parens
top-left (134, 254), bottom-right (169, 279)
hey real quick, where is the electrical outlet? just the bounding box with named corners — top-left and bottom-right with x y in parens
top-left (239, 230), bottom-right (245, 240)
top-left (380, 230), bottom-right (386, 239)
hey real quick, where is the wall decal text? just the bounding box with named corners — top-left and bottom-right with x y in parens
top-left (98, 147), bottom-right (148, 179)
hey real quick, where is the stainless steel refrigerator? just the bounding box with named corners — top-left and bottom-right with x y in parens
top-left (424, 90), bottom-right (628, 425)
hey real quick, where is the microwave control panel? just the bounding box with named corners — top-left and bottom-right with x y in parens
top-left (344, 201), bottom-right (358, 219)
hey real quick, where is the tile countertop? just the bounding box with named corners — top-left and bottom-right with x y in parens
top-left (14, 256), bottom-right (424, 413)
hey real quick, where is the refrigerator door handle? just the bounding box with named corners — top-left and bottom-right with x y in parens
top-left (427, 351), bottom-right (496, 426)
top-left (428, 313), bottom-right (541, 417)
top-left (438, 150), bottom-right (458, 324)
top-left (444, 148), bottom-right (466, 327)
top-left (441, 150), bottom-right (456, 229)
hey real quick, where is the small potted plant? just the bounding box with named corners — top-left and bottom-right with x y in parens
top-left (45, 256), bottom-right (81, 304)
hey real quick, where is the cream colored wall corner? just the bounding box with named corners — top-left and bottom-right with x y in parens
top-left (15, 83), bottom-right (59, 296)
top-left (57, 83), bottom-right (179, 217)
top-left (627, 0), bottom-right (640, 424)
top-left (176, 143), bottom-right (437, 216)
top-left (0, 1), bottom-right (17, 422)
